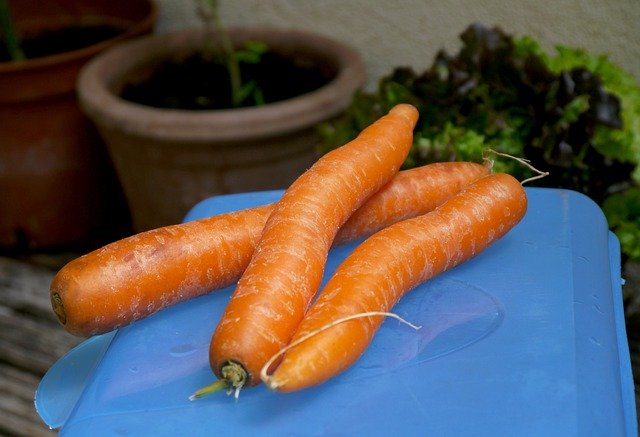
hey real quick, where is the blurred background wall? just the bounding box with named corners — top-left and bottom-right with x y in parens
top-left (154, 0), bottom-right (640, 90)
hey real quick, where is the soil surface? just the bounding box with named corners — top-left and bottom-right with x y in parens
top-left (119, 51), bottom-right (336, 110)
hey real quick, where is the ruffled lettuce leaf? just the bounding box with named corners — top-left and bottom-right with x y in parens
top-left (319, 23), bottom-right (640, 259)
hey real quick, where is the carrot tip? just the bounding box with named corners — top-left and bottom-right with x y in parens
top-left (483, 148), bottom-right (550, 184)
top-left (51, 292), bottom-right (67, 325)
top-left (220, 360), bottom-right (249, 389)
top-left (190, 361), bottom-right (250, 400)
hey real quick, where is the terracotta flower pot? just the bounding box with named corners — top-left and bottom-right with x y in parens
top-left (76, 26), bottom-right (366, 232)
top-left (0, 0), bottom-right (156, 249)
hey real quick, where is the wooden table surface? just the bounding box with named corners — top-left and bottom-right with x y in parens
top-left (1, 254), bottom-right (639, 436)
top-left (0, 256), bottom-right (82, 437)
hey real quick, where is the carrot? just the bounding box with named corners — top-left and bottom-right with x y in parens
top-left (261, 172), bottom-right (528, 392)
top-left (206, 104), bottom-right (419, 393)
top-left (334, 161), bottom-right (490, 245)
top-left (50, 161), bottom-right (488, 338)
top-left (50, 205), bottom-right (272, 337)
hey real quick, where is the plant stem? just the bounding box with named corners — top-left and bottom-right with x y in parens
top-left (211, 12), bottom-right (242, 107)
top-left (196, 0), bottom-right (243, 107)
top-left (0, 0), bottom-right (26, 61)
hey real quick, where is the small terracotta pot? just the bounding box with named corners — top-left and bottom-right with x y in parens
top-left (76, 27), bottom-right (366, 232)
top-left (0, 0), bottom-right (156, 249)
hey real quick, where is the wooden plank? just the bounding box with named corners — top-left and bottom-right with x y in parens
top-left (0, 256), bottom-right (82, 435)
top-left (0, 311), bottom-right (81, 375)
top-left (0, 362), bottom-right (56, 436)
top-left (0, 256), bottom-right (59, 318)
top-left (0, 257), bottom-right (82, 374)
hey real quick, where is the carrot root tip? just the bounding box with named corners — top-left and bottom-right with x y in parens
top-left (481, 155), bottom-right (495, 173)
top-left (483, 148), bottom-right (549, 184)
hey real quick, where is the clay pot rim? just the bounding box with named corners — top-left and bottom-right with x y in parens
top-left (77, 26), bottom-right (366, 142)
top-left (0, 4), bottom-right (157, 73)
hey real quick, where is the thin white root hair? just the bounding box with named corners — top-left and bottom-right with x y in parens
top-left (484, 148), bottom-right (550, 185)
top-left (482, 155), bottom-right (495, 173)
top-left (259, 311), bottom-right (421, 389)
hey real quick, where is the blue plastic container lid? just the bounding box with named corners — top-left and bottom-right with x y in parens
top-left (36, 188), bottom-right (637, 436)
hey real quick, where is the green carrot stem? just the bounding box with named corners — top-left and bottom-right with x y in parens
top-left (188, 379), bottom-right (230, 400)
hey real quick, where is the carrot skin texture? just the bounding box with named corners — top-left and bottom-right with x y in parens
top-left (50, 161), bottom-right (488, 338)
top-left (209, 104), bottom-right (419, 387)
top-left (264, 173), bottom-right (528, 392)
top-left (334, 161), bottom-right (490, 245)
top-left (50, 205), bottom-right (272, 337)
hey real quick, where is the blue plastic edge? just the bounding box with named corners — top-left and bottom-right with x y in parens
top-left (609, 231), bottom-right (638, 436)
top-left (34, 331), bottom-right (118, 429)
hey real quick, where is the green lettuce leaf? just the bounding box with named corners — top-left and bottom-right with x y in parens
top-left (319, 23), bottom-right (640, 259)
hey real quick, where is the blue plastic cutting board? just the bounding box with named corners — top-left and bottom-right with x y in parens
top-left (35, 188), bottom-right (637, 436)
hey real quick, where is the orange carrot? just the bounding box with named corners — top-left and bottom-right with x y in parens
top-left (50, 161), bottom-right (488, 338)
top-left (50, 205), bottom-right (272, 337)
top-left (261, 172), bottom-right (527, 392)
top-left (334, 161), bottom-right (490, 245)
top-left (206, 104), bottom-right (419, 393)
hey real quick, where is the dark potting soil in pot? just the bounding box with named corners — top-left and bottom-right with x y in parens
top-left (119, 51), bottom-right (336, 110)
top-left (0, 24), bottom-right (127, 61)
